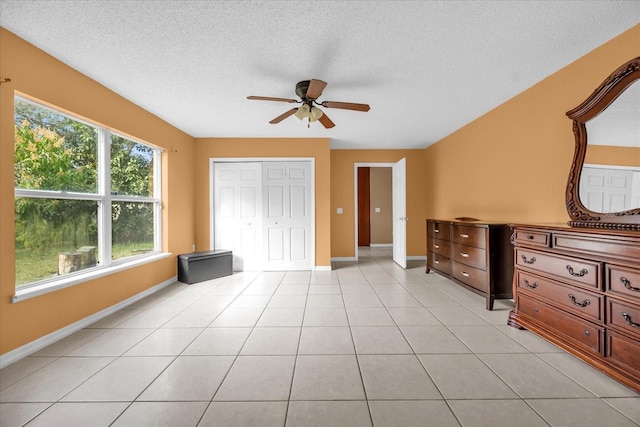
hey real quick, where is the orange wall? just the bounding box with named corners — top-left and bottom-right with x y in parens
top-left (0, 28), bottom-right (196, 354)
top-left (585, 145), bottom-right (640, 167)
top-left (424, 24), bottom-right (640, 223)
top-left (330, 150), bottom-right (427, 258)
top-left (194, 138), bottom-right (332, 267)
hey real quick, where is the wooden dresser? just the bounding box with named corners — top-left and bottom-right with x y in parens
top-left (426, 219), bottom-right (513, 310)
top-left (509, 223), bottom-right (640, 392)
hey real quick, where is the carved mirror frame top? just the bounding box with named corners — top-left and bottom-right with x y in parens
top-left (565, 56), bottom-right (640, 230)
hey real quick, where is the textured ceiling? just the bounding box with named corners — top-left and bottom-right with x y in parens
top-left (1, 1), bottom-right (638, 149)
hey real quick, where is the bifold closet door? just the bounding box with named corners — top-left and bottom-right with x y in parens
top-left (213, 162), bottom-right (262, 271)
top-left (213, 161), bottom-right (312, 271)
top-left (263, 162), bottom-right (312, 270)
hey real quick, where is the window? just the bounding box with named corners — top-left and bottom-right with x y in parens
top-left (14, 96), bottom-right (162, 291)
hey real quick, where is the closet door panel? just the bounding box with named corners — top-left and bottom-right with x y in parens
top-left (213, 162), bottom-right (262, 271)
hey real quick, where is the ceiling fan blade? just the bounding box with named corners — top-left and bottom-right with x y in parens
top-left (318, 112), bottom-right (335, 129)
top-left (248, 96), bottom-right (299, 103)
top-left (321, 101), bottom-right (370, 112)
top-left (306, 79), bottom-right (327, 99)
top-left (269, 108), bottom-right (298, 124)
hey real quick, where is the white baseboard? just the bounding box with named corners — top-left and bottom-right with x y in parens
top-left (0, 276), bottom-right (177, 369)
top-left (331, 257), bottom-right (356, 262)
top-left (369, 243), bottom-right (392, 248)
top-left (314, 265), bottom-right (332, 271)
top-left (407, 255), bottom-right (427, 261)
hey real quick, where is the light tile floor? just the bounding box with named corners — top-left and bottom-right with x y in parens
top-left (1, 247), bottom-right (639, 426)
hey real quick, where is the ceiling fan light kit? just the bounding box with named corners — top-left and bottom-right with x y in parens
top-left (248, 79), bottom-right (370, 128)
top-left (294, 104), bottom-right (323, 122)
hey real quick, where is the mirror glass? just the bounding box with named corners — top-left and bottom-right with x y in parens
top-left (579, 80), bottom-right (640, 213)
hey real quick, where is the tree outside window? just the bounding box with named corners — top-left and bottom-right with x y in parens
top-left (14, 97), bottom-right (161, 288)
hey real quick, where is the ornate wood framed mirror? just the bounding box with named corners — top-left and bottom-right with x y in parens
top-left (565, 57), bottom-right (640, 230)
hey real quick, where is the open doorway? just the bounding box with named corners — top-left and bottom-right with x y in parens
top-left (354, 159), bottom-right (407, 267)
top-left (357, 167), bottom-right (393, 247)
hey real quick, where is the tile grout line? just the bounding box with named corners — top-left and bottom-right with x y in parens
top-left (339, 263), bottom-right (375, 427)
top-left (283, 271), bottom-right (311, 427)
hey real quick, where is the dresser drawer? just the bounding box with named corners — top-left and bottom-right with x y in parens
top-left (514, 228), bottom-right (551, 247)
top-left (452, 260), bottom-right (486, 292)
top-left (553, 232), bottom-right (640, 262)
top-left (607, 265), bottom-right (640, 302)
top-left (452, 243), bottom-right (486, 270)
top-left (428, 221), bottom-right (450, 239)
top-left (428, 252), bottom-right (451, 275)
top-left (430, 237), bottom-right (451, 257)
top-left (517, 294), bottom-right (603, 355)
top-left (606, 330), bottom-right (640, 377)
top-left (515, 248), bottom-right (602, 290)
top-left (607, 298), bottom-right (640, 339)
top-left (516, 271), bottom-right (604, 322)
top-left (451, 225), bottom-right (486, 249)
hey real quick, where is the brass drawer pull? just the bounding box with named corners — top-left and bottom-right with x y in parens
top-left (621, 277), bottom-right (640, 292)
top-left (434, 244), bottom-right (440, 249)
top-left (434, 260), bottom-right (440, 264)
top-left (527, 235), bottom-right (535, 240)
top-left (568, 293), bottom-right (591, 308)
top-left (434, 229), bottom-right (440, 233)
top-left (521, 255), bottom-right (536, 264)
top-left (461, 271), bottom-right (470, 277)
top-left (621, 312), bottom-right (640, 328)
top-left (584, 330), bottom-right (591, 336)
top-left (460, 233), bottom-right (469, 238)
top-left (566, 265), bottom-right (588, 277)
top-left (523, 279), bottom-right (538, 289)
top-left (460, 252), bottom-right (469, 258)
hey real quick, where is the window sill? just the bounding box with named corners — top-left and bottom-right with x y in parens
top-left (12, 252), bottom-right (173, 303)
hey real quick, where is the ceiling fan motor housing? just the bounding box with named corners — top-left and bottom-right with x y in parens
top-left (295, 80), bottom-right (312, 99)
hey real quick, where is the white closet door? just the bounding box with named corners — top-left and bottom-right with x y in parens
top-left (213, 162), bottom-right (262, 271)
top-left (263, 161), bottom-right (312, 270)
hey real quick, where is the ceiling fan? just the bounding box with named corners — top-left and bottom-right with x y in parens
top-left (247, 79), bottom-right (370, 128)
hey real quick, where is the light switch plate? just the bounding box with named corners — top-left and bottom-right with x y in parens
top-left (337, 208), bottom-right (343, 214)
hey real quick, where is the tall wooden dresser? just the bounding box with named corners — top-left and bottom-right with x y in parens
top-left (509, 223), bottom-right (640, 392)
top-left (426, 219), bottom-right (513, 310)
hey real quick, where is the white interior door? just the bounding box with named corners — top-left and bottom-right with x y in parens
top-left (213, 162), bottom-right (262, 271)
top-left (392, 158), bottom-right (407, 268)
top-left (263, 161), bottom-right (312, 270)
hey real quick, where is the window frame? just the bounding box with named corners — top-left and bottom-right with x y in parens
top-left (13, 96), bottom-right (166, 302)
